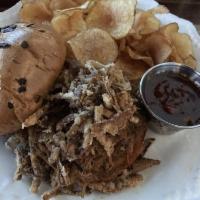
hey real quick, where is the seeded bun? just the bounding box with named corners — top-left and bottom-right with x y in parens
top-left (0, 23), bottom-right (66, 135)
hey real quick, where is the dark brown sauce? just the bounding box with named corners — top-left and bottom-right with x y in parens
top-left (144, 71), bottom-right (200, 126)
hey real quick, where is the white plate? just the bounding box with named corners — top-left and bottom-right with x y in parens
top-left (0, 0), bottom-right (200, 200)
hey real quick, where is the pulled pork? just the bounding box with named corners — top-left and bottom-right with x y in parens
top-left (6, 60), bottom-right (159, 199)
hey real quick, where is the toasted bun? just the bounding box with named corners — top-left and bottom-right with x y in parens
top-left (0, 23), bottom-right (66, 134)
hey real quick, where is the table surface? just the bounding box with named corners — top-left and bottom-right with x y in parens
top-left (0, 0), bottom-right (199, 31)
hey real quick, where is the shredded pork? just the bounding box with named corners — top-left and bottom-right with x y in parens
top-left (6, 60), bottom-right (159, 199)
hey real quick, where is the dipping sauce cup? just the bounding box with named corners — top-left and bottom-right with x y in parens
top-left (139, 62), bottom-right (200, 134)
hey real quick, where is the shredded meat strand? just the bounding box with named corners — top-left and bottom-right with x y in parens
top-left (6, 61), bottom-right (159, 199)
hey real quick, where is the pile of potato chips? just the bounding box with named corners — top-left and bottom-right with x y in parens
top-left (20, 0), bottom-right (197, 81)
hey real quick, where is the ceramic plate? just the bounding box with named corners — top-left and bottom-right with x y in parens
top-left (0, 0), bottom-right (200, 200)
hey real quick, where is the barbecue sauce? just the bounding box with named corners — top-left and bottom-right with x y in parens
top-left (144, 71), bottom-right (200, 126)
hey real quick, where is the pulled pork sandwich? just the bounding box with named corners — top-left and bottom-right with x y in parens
top-left (6, 60), bottom-right (159, 200)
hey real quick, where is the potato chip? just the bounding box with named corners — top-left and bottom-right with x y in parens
top-left (20, 0), bottom-right (52, 23)
top-left (51, 9), bottom-right (87, 40)
top-left (74, 0), bottom-right (88, 4)
top-left (148, 5), bottom-right (169, 15)
top-left (52, 0), bottom-right (95, 17)
top-left (126, 47), bottom-right (153, 66)
top-left (50, 0), bottom-right (79, 10)
top-left (158, 24), bottom-right (197, 68)
top-left (49, 0), bottom-right (88, 11)
top-left (145, 33), bottom-right (172, 64)
top-left (126, 37), bottom-right (146, 53)
top-left (160, 25), bottom-right (181, 63)
top-left (118, 38), bottom-right (127, 52)
top-left (86, 0), bottom-right (137, 39)
top-left (115, 54), bottom-right (149, 81)
top-left (159, 23), bottom-right (179, 42)
top-left (169, 46), bottom-right (183, 63)
top-left (171, 32), bottom-right (194, 59)
top-left (20, 0), bottom-right (198, 75)
top-left (160, 23), bottom-right (179, 36)
top-left (21, 0), bottom-right (50, 5)
top-left (68, 28), bottom-right (118, 65)
top-left (183, 56), bottom-right (197, 69)
top-left (130, 11), bottom-right (160, 39)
